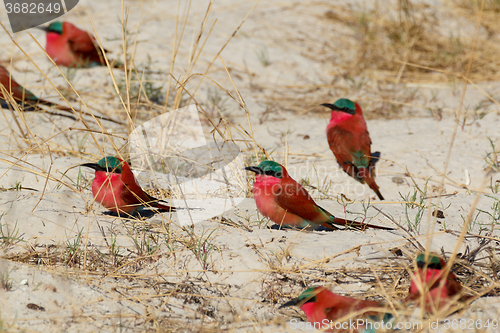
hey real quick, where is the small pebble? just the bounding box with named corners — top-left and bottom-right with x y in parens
top-left (392, 176), bottom-right (405, 184)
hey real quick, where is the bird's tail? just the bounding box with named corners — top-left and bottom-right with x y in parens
top-left (155, 202), bottom-right (176, 212)
top-left (329, 217), bottom-right (393, 230)
top-left (371, 151), bottom-right (381, 166)
top-left (358, 167), bottom-right (384, 200)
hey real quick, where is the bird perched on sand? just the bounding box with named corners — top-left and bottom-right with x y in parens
top-left (244, 161), bottom-right (392, 230)
top-left (0, 65), bottom-right (70, 113)
top-left (404, 253), bottom-right (468, 313)
top-left (323, 99), bottom-right (384, 200)
top-left (37, 21), bottom-right (114, 68)
top-left (0, 65), bottom-right (123, 123)
top-left (280, 286), bottom-right (392, 332)
top-left (81, 156), bottom-right (175, 215)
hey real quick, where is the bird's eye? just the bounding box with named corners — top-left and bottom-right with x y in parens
top-left (274, 186), bottom-right (282, 196)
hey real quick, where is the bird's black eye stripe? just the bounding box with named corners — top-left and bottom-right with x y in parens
top-left (427, 263), bottom-right (442, 270)
top-left (109, 165), bottom-right (122, 174)
top-left (110, 167), bottom-right (121, 173)
top-left (263, 170), bottom-right (282, 178)
top-left (100, 164), bottom-right (122, 174)
top-left (301, 295), bottom-right (316, 304)
top-left (341, 107), bottom-right (356, 115)
top-left (417, 262), bottom-right (442, 270)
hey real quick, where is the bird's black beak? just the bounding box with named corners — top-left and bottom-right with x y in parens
top-left (244, 166), bottom-right (263, 174)
top-left (36, 26), bottom-right (49, 32)
top-left (81, 163), bottom-right (104, 172)
top-left (321, 103), bottom-right (356, 115)
top-left (321, 103), bottom-right (337, 110)
top-left (279, 298), bottom-right (299, 309)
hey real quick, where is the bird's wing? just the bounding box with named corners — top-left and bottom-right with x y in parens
top-left (446, 273), bottom-right (463, 296)
top-left (117, 163), bottom-right (152, 208)
top-left (275, 180), bottom-right (329, 224)
top-left (119, 181), bottom-right (148, 209)
top-left (0, 72), bottom-right (38, 103)
top-left (69, 33), bottom-right (107, 63)
top-left (327, 126), bottom-right (372, 168)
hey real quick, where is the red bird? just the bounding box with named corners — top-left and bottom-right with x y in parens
top-left (280, 286), bottom-right (392, 332)
top-left (324, 99), bottom-right (384, 200)
top-left (0, 65), bottom-right (68, 112)
top-left (37, 21), bottom-right (112, 68)
top-left (245, 161), bottom-right (393, 231)
top-left (81, 156), bottom-right (174, 215)
top-left (404, 253), bottom-right (467, 313)
top-left (0, 65), bottom-right (123, 123)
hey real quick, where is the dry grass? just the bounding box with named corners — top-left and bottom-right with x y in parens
top-left (1, 0), bottom-right (500, 332)
top-left (252, 0), bottom-right (500, 119)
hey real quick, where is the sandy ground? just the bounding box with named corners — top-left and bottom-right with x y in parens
top-left (1, 0), bottom-right (500, 332)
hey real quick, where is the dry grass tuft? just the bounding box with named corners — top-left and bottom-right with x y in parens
top-left (324, 1), bottom-right (500, 82)
top-left (253, 0), bottom-right (500, 119)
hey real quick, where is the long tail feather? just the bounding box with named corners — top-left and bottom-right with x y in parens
top-left (331, 217), bottom-right (393, 230)
top-left (155, 202), bottom-right (176, 212)
top-left (358, 167), bottom-right (385, 200)
top-left (319, 223), bottom-right (340, 231)
top-left (371, 185), bottom-right (384, 201)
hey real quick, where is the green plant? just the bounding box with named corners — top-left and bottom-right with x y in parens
top-left (66, 228), bottom-right (84, 266)
top-left (0, 269), bottom-right (13, 291)
top-left (484, 138), bottom-right (500, 193)
top-left (99, 226), bottom-right (122, 266)
top-left (399, 179), bottom-right (429, 233)
top-left (0, 219), bottom-right (24, 248)
top-left (124, 219), bottom-right (160, 259)
top-left (76, 132), bottom-right (89, 154)
top-left (476, 195), bottom-right (500, 229)
top-left (205, 87), bottom-right (231, 121)
top-left (231, 212), bottom-right (267, 230)
top-left (183, 226), bottom-right (218, 270)
top-left (462, 100), bottom-right (492, 128)
top-left (63, 66), bottom-right (79, 90)
top-left (485, 138), bottom-right (500, 171)
top-left (255, 45), bottom-right (271, 66)
top-left (117, 56), bottom-right (165, 110)
top-left (163, 232), bottom-right (176, 259)
top-left (59, 167), bottom-right (91, 192)
top-left (13, 181), bottom-right (22, 191)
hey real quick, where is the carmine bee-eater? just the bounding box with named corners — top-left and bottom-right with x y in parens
top-left (244, 161), bottom-right (392, 230)
top-left (404, 253), bottom-right (467, 313)
top-left (280, 286), bottom-right (392, 332)
top-left (0, 65), bottom-right (123, 124)
top-left (0, 65), bottom-right (71, 113)
top-left (37, 21), bottom-right (114, 68)
top-left (81, 156), bottom-right (175, 215)
top-left (324, 99), bottom-right (384, 200)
